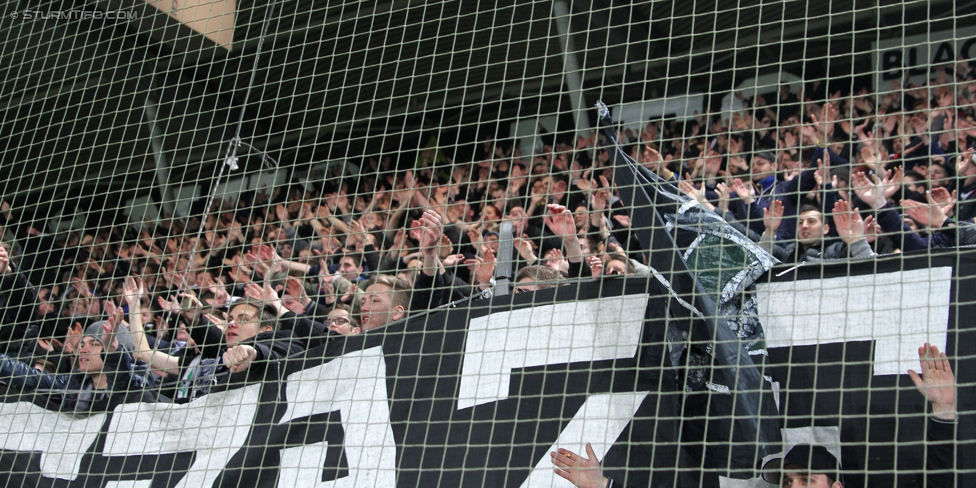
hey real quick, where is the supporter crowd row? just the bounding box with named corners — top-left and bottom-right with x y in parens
top-left (1, 64), bottom-right (975, 413)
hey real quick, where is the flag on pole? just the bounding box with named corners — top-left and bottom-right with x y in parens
top-left (595, 101), bottom-right (781, 479)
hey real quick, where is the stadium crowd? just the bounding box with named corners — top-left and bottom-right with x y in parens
top-left (0, 63), bottom-right (973, 430)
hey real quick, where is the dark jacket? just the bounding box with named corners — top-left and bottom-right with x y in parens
top-left (174, 322), bottom-right (301, 402)
top-left (730, 166), bottom-right (819, 240)
top-left (278, 312), bottom-right (329, 351)
top-left (874, 204), bottom-right (976, 251)
top-left (0, 349), bottom-right (145, 413)
top-left (0, 268), bottom-right (39, 356)
top-left (761, 234), bottom-right (876, 263)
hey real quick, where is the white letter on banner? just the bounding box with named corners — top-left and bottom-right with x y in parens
top-left (104, 481), bottom-right (153, 488)
top-left (103, 383), bottom-right (261, 488)
top-left (756, 267), bottom-right (951, 375)
top-left (0, 402), bottom-right (105, 480)
top-left (458, 294), bottom-right (648, 410)
top-left (277, 346), bottom-right (396, 488)
top-left (520, 392), bottom-right (648, 488)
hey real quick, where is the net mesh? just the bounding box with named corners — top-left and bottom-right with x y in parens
top-left (0, 0), bottom-right (974, 486)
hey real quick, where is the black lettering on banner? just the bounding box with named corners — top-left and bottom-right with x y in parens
top-left (881, 50), bottom-right (903, 81)
top-left (962, 37), bottom-right (976, 60)
top-left (907, 48), bottom-right (928, 76)
top-left (933, 41), bottom-right (956, 65)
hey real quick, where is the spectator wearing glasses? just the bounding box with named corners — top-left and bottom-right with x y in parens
top-left (121, 276), bottom-right (299, 402)
top-left (326, 304), bottom-right (360, 336)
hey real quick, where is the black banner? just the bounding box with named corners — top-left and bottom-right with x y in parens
top-left (0, 252), bottom-right (973, 487)
top-left (761, 250), bottom-right (976, 487)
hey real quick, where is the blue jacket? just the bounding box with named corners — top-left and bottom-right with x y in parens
top-left (730, 147), bottom-right (838, 241)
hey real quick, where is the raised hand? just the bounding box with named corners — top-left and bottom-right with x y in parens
top-left (850, 171), bottom-right (887, 210)
top-left (258, 245), bottom-right (283, 275)
top-left (881, 166), bottom-right (903, 199)
top-left (956, 147), bottom-right (974, 175)
top-left (813, 163), bottom-right (825, 188)
top-left (202, 275), bottom-right (230, 307)
top-left (820, 102), bottom-right (835, 139)
top-left (544, 248), bottom-right (569, 274)
top-left (408, 218), bottom-right (425, 243)
top-left (441, 253), bottom-right (466, 268)
top-left (458, 220), bottom-right (478, 244)
top-left (122, 276), bottom-right (145, 308)
top-left (715, 182), bottom-right (731, 213)
top-left (783, 130), bottom-right (797, 148)
top-left (71, 277), bottom-right (93, 299)
top-left (611, 214), bottom-right (631, 228)
top-left (678, 179), bottom-right (705, 203)
top-left (36, 338), bottom-right (56, 353)
top-left (227, 266), bottom-right (252, 284)
top-left (157, 295), bottom-right (181, 314)
top-left (394, 227), bottom-right (410, 253)
top-left (930, 187), bottom-right (957, 217)
top-left (730, 178), bottom-right (755, 205)
top-left (544, 204), bottom-right (577, 237)
top-left (860, 146), bottom-right (878, 168)
top-left (227, 221), bottom-right (245, 242)
top-left (100, 319), bottom-right (121, 353)
top-left (283, 277), bottom-right (309, 305)
top-left (242, 250), bottom-right (268, 276)
top-left (644, 146), bottom-right (662, 163)
top-left (204, 312), bottom-right (228, 329)
top-left (511, 236), bottom-right (534, 260)
top-left (64, 322), bottom-right (84, 355)
top-left (590, 189), bottom-right (608, 212)
top-left (300, 202), bottom-right (315, 221)
top-left (470, 247), bottom-right (496, 288)
top-left (728, 136), bottom-right (743, 154)
top-left (549, 443), bottom-right (607, 488)
top-left (318, 269), bottom-right (339, 296)
top-left (347, 219), bottom-right (367, 248)
top-left (863, 215), bottom-right (882, 243)
top-left (587, 255), bottom-right (603, 278)
top-left (908, 342), bottom-right (956, 420)
top-left (0, 245), bottom-right (8, 275)
top-left (419, 210), bottom-right (444, 254)
top-left (762, 199), bottom-right (785, 234)
top-left (244, 282), bottom-right (274, 302)
top-left (104, 299), bottom-right (124, 329)
top-left (902, 193), bottom-right (949, 228)
top-left (831, 199), bottom-right (866, 244)
top-left (178, 292), bottom-right (204, 311)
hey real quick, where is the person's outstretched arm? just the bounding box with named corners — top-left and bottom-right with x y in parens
top-left (550, 443), bottom-right (611, 488)
top-left (908, 342), bottom-right (957, 486)
top-left (123, 276), bottom-right (181, 375)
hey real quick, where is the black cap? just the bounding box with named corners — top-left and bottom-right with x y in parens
top-left (762, 444), bottom-right (842, 484)
top-left (754, 151), bottom-right (777, 163)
